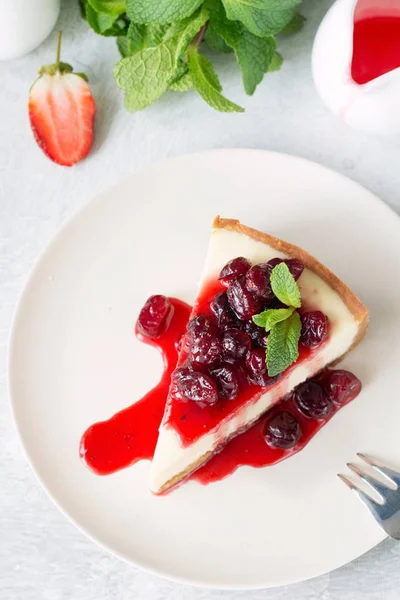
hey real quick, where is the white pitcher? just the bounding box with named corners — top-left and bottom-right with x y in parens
top-left (0, 0), bottom-right (60, 60)
top-left (312, 0), bottom-right (400, 135)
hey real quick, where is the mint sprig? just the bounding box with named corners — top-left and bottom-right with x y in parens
top-left (188, 45), bottom-right (244, 112)
top-left (252, 261), bottom-right (303, 377)
top-left (266, 311), bottom-right (301, 377)
top-left (114, 8), bottom-right (209, 112)
top-left (80, 0), bottom-right (305, 113)
top-left (270, 262), bottom-right (301, 308)
top-left (253, 306), bottom-right (294, 331)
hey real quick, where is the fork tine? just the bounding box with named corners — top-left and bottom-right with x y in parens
top-left (337, 473), bottom-right (355, 490)
top-left (357, 453), bottom-right (400, 488)
top-left (347, 463), bottom-right (390, 500)
top-left (338, 474), bottom-right (382, 520)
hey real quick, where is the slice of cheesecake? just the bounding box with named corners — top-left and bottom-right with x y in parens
top-left (150, 217), bottom-right (368, 493)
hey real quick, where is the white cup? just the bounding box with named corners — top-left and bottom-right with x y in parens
top-left (0, 0), bottom-right (61, 61)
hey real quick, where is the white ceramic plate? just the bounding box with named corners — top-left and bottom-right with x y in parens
top-left (9, 150), bottom-right (400, 589)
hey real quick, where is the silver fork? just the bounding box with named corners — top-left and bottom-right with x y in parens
top-left (338, 453), bottom-right (400, 540)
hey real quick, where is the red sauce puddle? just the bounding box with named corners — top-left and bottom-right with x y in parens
top-left (80, 297), bottom-right (358, 490)
top-left (80, 299), bottom-right (190, 474)
top-left (352, 1), bottom-right (400, 85)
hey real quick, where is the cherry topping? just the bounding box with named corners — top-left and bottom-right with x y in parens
top-left (136, 295), bottom-right (173, 339)
top-left (189, 332), bottom-right (222, 369)
top-left (267, 258), bottom-right (304, 281)
top-left (219, 257), bottom-right (251, 285)
top-left (322, 369), bottom-right (362, 405)
top-left (227, 276), bottom-right (263, 320)
top-left (222, 328), bottom-right (251, 360)
top-left (287, 259), bottom-right (305, 280)
top-left (300, 311), bottom-right (328, 348)
top-left (245, 263), bottom-right (275, 300)
top-left (241, 320), bottom-right (268, 348)
top-left (295, 381), bottom-right (332, 419)
top-left (210, 292), bottom-right (237, 329)
top-left (210, 365), bottom-right (240, 400)
top-left (172, 368), bottom-right (218, 405)
top-left (188, 314), bottom-right (216, 340)
top-left (245, 348), bottom-right (272, 387)
top-left (265, 411), bottom-right (302, 449)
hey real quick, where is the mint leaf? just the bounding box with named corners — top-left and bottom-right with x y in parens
top-left (267, 311), bottom-right (301, 377)
top-left (114, 42), bottom-right (177, 111)
top-left (207, 0), bottom-right (276, 94)
top-left (204, 25), bottom-right (233, 54)
top-left (188, 46), bottom-right (244, 112)
top-left (117, 36), bottom-right (129, 57)
top-left (233, 30), bottom-right (276, 94)
top-left (88, 0), bottom-right (126, 16)
top-left (85, 4), bottom-right (117, 33)
top-left (85, 3), bottom-right (127, 36)
top-left (162, 9), bottom-right (209, 47)
top-left (169, 65), bottom-right (193, 91)
top-left (126, 22), bottom-right (169, 54)
top-left (170, 73), bottom-right (193, 91)
top-left (114, 8), bottom-right (208, 111)
top-left (127, 0), bottom-right (203, 24)
top-left (281, 12), bottom-right (305, 35)
top-left (253, 307), bottom-right (294, 331)
top-left (268, 52), bottom-right (283, 72)
top-left (126, 23), bottom-right (147, 53)
top-left (270, 262), bottom-right (301, 308)
top-left (221, 0), bottom-right (299, 37)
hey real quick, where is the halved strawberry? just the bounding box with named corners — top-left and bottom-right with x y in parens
top-left (29, 32), bottom-right (96, 167)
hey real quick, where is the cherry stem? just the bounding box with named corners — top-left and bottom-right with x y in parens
top-left (55, 31), bottom-right (62, 69)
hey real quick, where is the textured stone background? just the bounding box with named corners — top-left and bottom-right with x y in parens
top-left (1, 0), bottom-right (400, 597)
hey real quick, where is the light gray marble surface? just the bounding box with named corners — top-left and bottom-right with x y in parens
top-left (1, 0), bottom-right (400, 598)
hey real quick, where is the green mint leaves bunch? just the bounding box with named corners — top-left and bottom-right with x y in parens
top-left (253, 262), bottom-right (302, 377)
top-left (80, 0), bottom-right (304, 113)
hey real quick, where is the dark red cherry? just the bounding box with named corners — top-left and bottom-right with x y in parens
top-left (295, 381), bottom-right (332, 419)
top-left (136, 295), bottom-right (173, 339)
top-left (245, 348), bottom-right (273, 386)
top-left (222, 328), bottom-right (251, 360)
top-left (189, 332), bottom-right (222, 369)
top-left (285, 259), bottom-right (304, 281)
top-left (210, 365), bottom-right (240, 400)
top-left (210, 292), bottom-right (237, 329)
top-left (241, 320), bottom-right (269, 348)
top-left (227, 276), bottom-right (263, 320)
top-left (300, 311), bottom-right (328, 348)
top-left (187, 314), bottom-right (216, 341)
top-left (171, 368), bottom-right (218, 405)
top-left (219, 257), bottom-right (251, 285)
top-left (267, 257), bottom-right (304, 281)
top-left (245, 263), bottom-right (275, 300)
top-left (265, 411), bottom-right (302, 449)
top-left (322, 369), bottom-right (362, 405)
